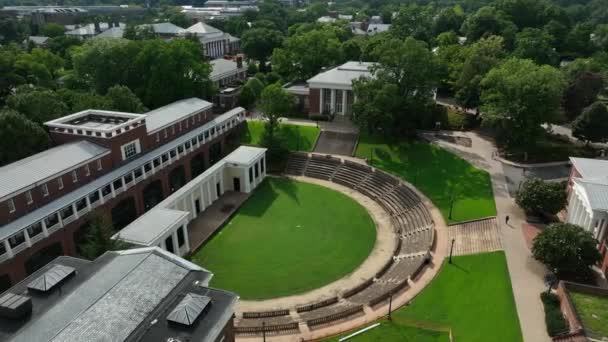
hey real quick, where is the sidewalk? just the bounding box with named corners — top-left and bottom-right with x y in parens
top-left (421, 131), bottom-right (551, 342)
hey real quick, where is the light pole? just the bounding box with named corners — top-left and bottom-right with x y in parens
top-left (262, 321), bottom-right (266, 342)
top-left (449, 238), bottom-right (455, 264)
top-left (388, 294), bottom-right (393, 321)
top-left (448, 187), bottom-right (455, 220)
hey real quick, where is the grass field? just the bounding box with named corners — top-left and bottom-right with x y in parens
top-left (355, 134), bottom-right (496, 223)
top-left (321, 320), bottom-right (450, 342)
top-left (191, 177), bottom-right (376, 300)
top-left (569, 291), bottom-right (608, 337)
top-left (240, 121), bottom-right (320, 152)
top-left (326, 252), bottom-right (522, 342)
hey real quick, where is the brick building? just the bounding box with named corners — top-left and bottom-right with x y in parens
top-left (0, 98), bottom-right (246, 292)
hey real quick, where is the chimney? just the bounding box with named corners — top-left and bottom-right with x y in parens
top-left (236, 56), bottom-right (243, 69)
top-left (94, 21), bottom-right (101, 33)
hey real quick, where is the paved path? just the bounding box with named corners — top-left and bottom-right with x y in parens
top-left (421, 130), bottom-right (551, 342)
top-left (447, 217), bottom-right (502, 256)
top-left (313, 131), bottom-right (358, 156)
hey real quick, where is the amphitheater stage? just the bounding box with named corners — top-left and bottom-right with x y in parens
top-left (313, 131), bottom-right (358, 156)
top-left (187, 190), bottom-right (250, 252)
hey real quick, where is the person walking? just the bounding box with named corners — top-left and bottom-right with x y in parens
top-left (505, 215), bottom-right (510, 225)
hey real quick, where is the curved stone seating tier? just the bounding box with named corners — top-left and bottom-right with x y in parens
top-left (234, 153), bottom-right (437, 336)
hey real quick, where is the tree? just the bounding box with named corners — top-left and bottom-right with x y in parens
top-left (79, 214), bottom-right (128, 260)
top-left (515, 178), bottom-right (567, 215)
top-left (271, 28), bottom-right (343, 80)
top-left (562, 71), bottom-right (604, 120)
top-left (0, 110), bottom-right (50, 166)
top-left (58, 89), bottom-right (111, 112)
top-left (40, 23), bottom-right (65, 38)
top-left (7, 88), bottom-right (69, 124)
top-left (480, 58), bottom-right (566, 148)
top-left (258, 83), bottom-right (294, 159)
top-left (455, 36), bottom-right (505, 108)
top-left (433, 6), bottom-right (466, 35)
top-left (106, 85), bottom-right (146, 113)
top-left (241, 28), bottom-right (284, 65)
top-left (572, 102), bottom-right (608, 143)
top-left (513, 28), bottom-right (559, 66)
top-left (390, 4), bottom-right (434, 42)
top-left (238, 77), bottom-right (265, 109)
top-left (461, 6), bottom-right (517, 44)
top-left (353, 37), bottom-right (439, 134)
top-left (532, 223), bottom-right (601, 276)
top-left (495, 0), bottom-right (549, 29)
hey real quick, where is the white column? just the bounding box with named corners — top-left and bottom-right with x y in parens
top-left (72, 203), bottom-right (79, 220)
top-left (142, 166), bottom-right (147, 179)
top-left (57, 212), bottom-right (64, 228)
top-left (182, 225), bottom-right (190, 252)
top-left (206, 181), bottom-right (212, 205)
top-left (172, 230), bottom-right (179, 255)
top-left (341, 90), bottom-right (347, 115)
top-left (41, 220), bottom-right (49, 237)
top-left (319, 88), bottom-right (324, 114)
top-left (219, 171), bottom-right (224, 195)
top-left (24, 230), bottom-right (31, 247)
top-left (99, 189), bottom-right (105, 204)
top-left (3, 240), bottom-right (13, 258)
top-left (330, 89), bottom-right (336, 113)
top-left (199, 184), bottom-right (206, 210)
top-left (190, 193), bottom-right (196, 219)
top-left (111, 183), bottom-right (116, 198)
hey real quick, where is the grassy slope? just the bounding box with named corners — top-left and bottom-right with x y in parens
top-left (569, 291), bottom-right (608, 337)
top-left (191, 178), bottom-right (376, 300)
top-left (355, 134), bottom-right (496, 223)
top-left (321, 320), bottom-right (450, 342)
top-left (240, 120), bottom-right (320, 152)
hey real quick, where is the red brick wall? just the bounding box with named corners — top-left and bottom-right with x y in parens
top-left (557, 281), bottom-right (583, 334)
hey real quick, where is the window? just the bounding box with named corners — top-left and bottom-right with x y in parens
top-left (25, 191), bottom-right (33, 205)
top-left (185, 120), bottom-right (188, 129)
top-left (85, 164), bottom-right (90, 176)
top-left (179, 122), bottom-right (182, 131)
top-left (164, 129), bottom-right (168, 138)
top-left (8, 233), bottom-right (25, 248)
top-left (323, 88), bottom-right (332, 113)
top-left (249, 167), bottom-right (253, 183)
top-left (261, 157), bottom-right (265, 173)
top-left (97, 159), bottom-right (102, 171)
top-left (121, 140), bottom-right (140, 160)
top-left (27, 223), bottom-right (43, 238)
top-left (335, 89), bottom-right (343, 114)
top-left (255, 162), bottom-right (259, 178)
top-left (41, 184), bottom-right (49, 197)
top-left (57, 177), bottom-right (64, 189)
top-left (165, 235), bottom-right (174, 253)
top-left (171, 126), bottom-right (175, 135)
top-left (72, 170), bottom-right (78, 183)
top-left (7, 199), bottom-right (15, 213)
top-left (177, 227), bottom-right (185, 247)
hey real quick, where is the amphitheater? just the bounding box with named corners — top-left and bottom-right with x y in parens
top-left (233, 152), bottom-right (448, 341)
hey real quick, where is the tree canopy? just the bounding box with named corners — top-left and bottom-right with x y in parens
top-left (515, 178), bottom-right (567, 215)
top-left (572, 102), bottom-right (608, 143)
top-left (0, 110), bottom-right (50, 167)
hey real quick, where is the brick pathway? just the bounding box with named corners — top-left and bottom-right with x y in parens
top-left (447, 217), bottom-right (503, 256)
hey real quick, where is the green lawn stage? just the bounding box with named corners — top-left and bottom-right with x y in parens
top-left (355, 134), bottom-right (496, 223)
top-left (240, 120), bottom-right (320, 152)
top-left (191, 178), bottom-right (376, 300)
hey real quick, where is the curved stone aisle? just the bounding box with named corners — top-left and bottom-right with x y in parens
top-left (235, 164), bottom-right (449, 342)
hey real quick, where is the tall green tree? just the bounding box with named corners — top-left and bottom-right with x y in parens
top-left (513, 28), bottom-right (559, 66)
top-left (7, 88), bottom-right (69, 124)
top-left (515, 178), bottom-right (567, 215)
top-left (106, 85), bottom-right (146, 113)
top-left (532, 223), bottom-right (601, 276)
top-left (562, 71), bottom-right (604, 120)
top-left (353, 37), bottom-right (439, 134)
top-left (390, 4), bottom-right (434, 42)
top-left (79, 214), bottom-right (128, 260)
top-left (0, 110), bottom-right (50, 166)
top-left (40, 23), bottom-right (65, 38)
top-left (433, 6), bottom-right (466, 35)
top-left (480, 58), bottom-right (566, 148)
top-left (241, 28), bottom-right (284, 65)
top-left (572, 102), bottom-right (608, 143)
top-left (238, 77), bottom-right (265, 109)
top-left (461, 6), bottom-right (517, 44)
top-left (258, 83), bottom-right (293, 160)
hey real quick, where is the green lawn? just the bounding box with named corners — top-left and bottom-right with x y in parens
top-left (321, 320), bottom-right (450, 342)
top-left (191, 177), bottom-right (376, 300)
top-left (326, 252), bottom-right (522, 342)
top-left (569, 291), bottom-right (608, 338)
top-left (355, 134), bottom-right (496, 223)
top-left (240, 120), bottom-right (320, 152)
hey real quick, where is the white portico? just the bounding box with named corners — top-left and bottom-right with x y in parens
top-left (567, 179), bottom-right (608, 242)
top-left (114, 146), bottom-right (267, 256)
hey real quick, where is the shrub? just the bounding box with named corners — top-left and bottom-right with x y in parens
top-left (515, 178), bottom-right (567, 216)
top-left (540, 292), bottom-right (568, 336)
top-left (309, 114), bottom-right (332, 122)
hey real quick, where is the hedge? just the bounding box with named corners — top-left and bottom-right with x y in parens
top-left (540, 292), bottom-right (568, 336)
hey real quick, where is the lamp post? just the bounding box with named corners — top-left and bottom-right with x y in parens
top-left (449, 238), bottom-right (455, 264)
top-left (448, 187), bottom-right (455, 220)
top-left (388, 294), bottom-right (393, 321)
top-left (262, 321), bottom-right (266, 342)
top-left (370, 148), bottom-right (374, 166)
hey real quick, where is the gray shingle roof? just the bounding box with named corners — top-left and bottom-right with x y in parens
top-left (209, 58), bottom-right (246, 82)
top-left (146, 22), bottom-right (185, 35)
top-left (570, 157), bottom-right (608, 182)
top-left (185, 22), bottom-right (221, 35)
top-left (0, 140), bottom-right (109, 200)
top-left (94, 26), bottom-right (124, 38)
top-left (307, 61), bottom-right (374, 88)
top-left (575, 179), bottom-right (608, 211)
top-left (145, 98), bottom-right (213, 133)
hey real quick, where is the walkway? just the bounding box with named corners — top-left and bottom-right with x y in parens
top-left (420, 130), bottom-right (551, 342)
top-left (313, 131), bottom-right (358, 156)
top-left (447, 217), bottom-right (502, 256)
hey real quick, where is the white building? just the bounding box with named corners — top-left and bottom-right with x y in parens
top-left (183, 22), bottom-right (239, 58)
top-left (114, 145), bottom-right (267, 256)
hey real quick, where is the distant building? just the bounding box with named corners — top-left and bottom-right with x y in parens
top-left (184, 22), bottom-right (240, 58)
top-left (66, 22), bottom-right (124, 40)
top-left (210, 57), bottom-right (248, 110)
top-left (24, 36), bottom-right (49, 47)
top-left (181, 5), bottom-right (258, 21)
top-left (285, 61), bottom-right (373, 117)
top-left (1, 5), bottom-right (145, 27)
top-left (565, 157), bottom-right (608, 278)
top-left (139, 22), bottom-right (186, 39)
top-left (351, 22), bottom-right (391, 36)
top-left (0, 247), bottom-right (238, 342)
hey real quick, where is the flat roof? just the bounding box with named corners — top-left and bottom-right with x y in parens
top-left (210, 58), bottom-right (246, 82)
top-left (0, 141), bottom-right (109, 201)
top-left (45, 109), bottom-right (145, 132)
top-left (307, 61), bottom-right (374, 88)
top-left (3, 248), bottom-right (232, 342)
top-left (145, 98), bottom-right (213, 133)
top-left (116, 208), bottom-right (189, 245)
top-left (224, 145), bottom-right (266, 165)
top-left (570, 157), bottom-right (608, 182)
top-left (0, 107), bottom-right (244, 241)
